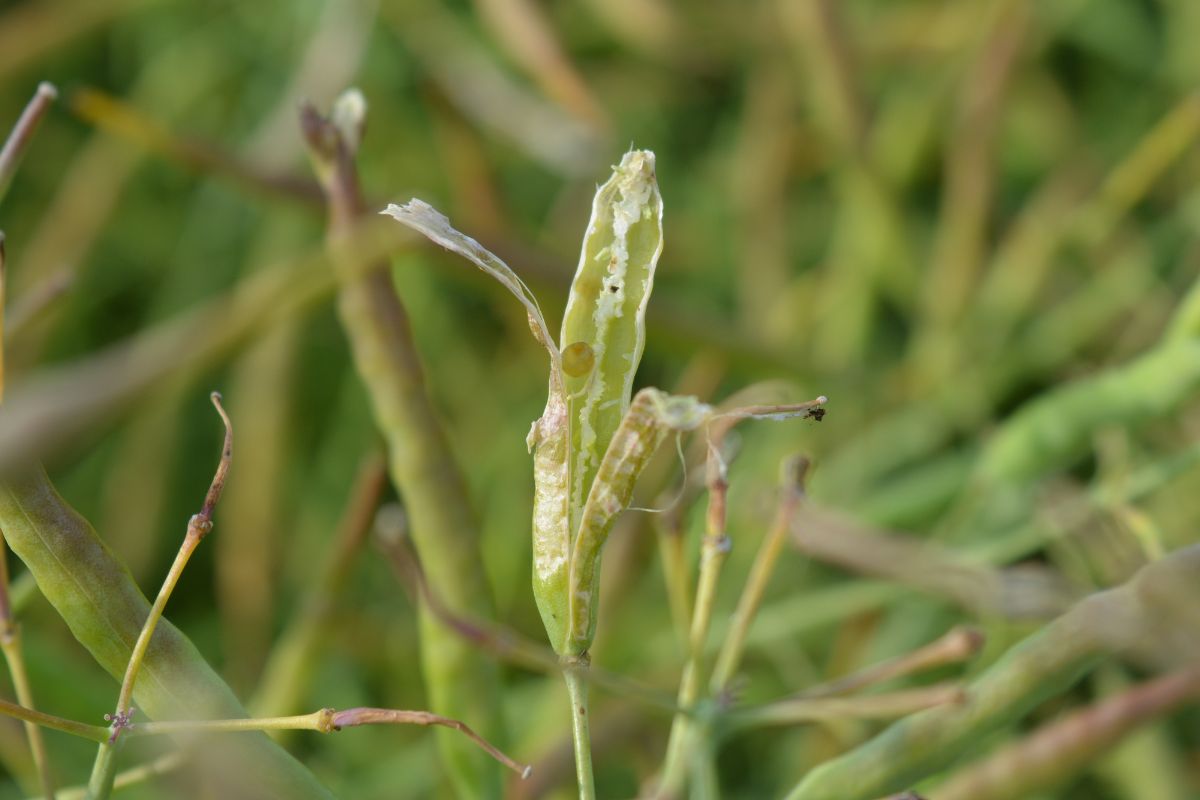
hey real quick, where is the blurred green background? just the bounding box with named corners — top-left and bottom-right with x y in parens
top-left (1, 0), bottom-right (1199, 797)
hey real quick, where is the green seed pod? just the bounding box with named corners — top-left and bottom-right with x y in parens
top-left (560, 150), bottom-right (664, 537)
top-left (383, 152), bottom-right (668, 656)
top-left (564, 388), bottom-right (711, 654)
top-left (978, 340), bottom-right (1200, 485)
top-left (528, 389), bottom-right (571, 651)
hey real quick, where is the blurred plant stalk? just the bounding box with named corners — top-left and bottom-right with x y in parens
top-left (0, 80), bottom-right (58, 800)
top-left (785, 544), bottom-right (1200, 800)
top-left (301, 91), bottom-right (507, 799)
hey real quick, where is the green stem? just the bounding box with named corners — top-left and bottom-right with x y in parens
top-left (114, 533), bottom-right (201, 717)
top-left (131, 712), bottom-right (329, 736)
top-left (710, 458), bottom-right (806, 694)
top-left (563, 661), bottom-right (596, 800)
top-left (0, 82), bottom-right (58, 204)
top-left (89, 393), bottom-right (233, 800)
top-left (1, 631), bottom-right (57, 798)
top-left (302, 96), bottom-right (504, 798)
top-left (657, 448), bottom-right (732, 797)
top-left (84, 742), bottom-right (119, 800)
top-left (784, 546), bottom-right (1200, 800)
top-left (1, 227), bottom-right (57, 799)
top-left (655, 511), bottom-right (693, 650)
top-left (0, 698), bottom-right (107, 742)
top-left (39, 753), bottom-right (183, 800)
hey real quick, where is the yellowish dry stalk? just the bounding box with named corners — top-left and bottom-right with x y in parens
top-left (89, 393), bottom-right (232, 799)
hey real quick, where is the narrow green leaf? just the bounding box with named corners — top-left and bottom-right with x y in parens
top-left (0, 469), bottom-right (334, 800)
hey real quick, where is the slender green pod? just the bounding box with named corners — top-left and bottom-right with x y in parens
top-left (565, 388), bottom-right (709, 654)
top-left (385, 177), bottom-right (818, 658)
top-left (978, 340), bottom-right (1200, 485)
top-left (0, 469), bottom-right (333, 799)
top-left (560, 150), bottom-right (664, 533)
top-left (1166, 273), bottom-right (1200, 341)
top-left (386, 155), bottom-right (828, 799)
top-left (784, 545), bottom-right (1200, 800)
top-left (383, 151), bottom-right (666, 656)
top-left (307, 98), bottom-right (503, 799)
top-left (527, 388), bottom-right (572, 651)
top-left (934, 666), bottom-right (1200, 800)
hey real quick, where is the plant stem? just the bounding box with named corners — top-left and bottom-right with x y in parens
top-left (656, 444), bottom-right (818, 797)
top-left (84, 742), bottom-right (119, 800)
top-left (726, 683), bottom-right (965, 730)
top-left (40, 753), bottom-right (183, 800)
top-left (709, 457), bottom-right (808, 694)
top-left (302, 95), bottom-right (505, 798)
top-left (0, 631), bottom-right (55, 797)
top-left (89, 393), bottom-right (233, 799)
top-left (124, 707), bottom-right (530, 778)
top-left (0, 698), bottom-right (107, 742)
top-left (563, 659), bottom-right (596, 800)
top-left (0, 230), bottom-right (56, 798)
top-left (657, 446), bottom-right (731, 796)
top-left (795, 626), bottom-right (983, 700)
top-left (0, 82), bottom-right (57, 204)
top-left (120, 394), bottom-right (231, 713)
top-left (654, 507), bottom-right (693, 650)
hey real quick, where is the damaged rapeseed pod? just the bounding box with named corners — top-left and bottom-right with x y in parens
top-left (384, 151), bottom-right (710, 656)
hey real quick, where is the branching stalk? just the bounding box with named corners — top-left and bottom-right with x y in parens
top-left (727, 683), bottom-right (965, 730)
top-left (121, 707), bottom-right (529, 778)
top-left (303, 92), bottom-right (505, 798)
top-left (795, 626), bottom-right (984, 699)
top-left (657, 445), bottom-right (732, 796)
top-left (710, 456), bottom-right (809, 694)
top-left (0, 698), bottom-right (107, 742)
top-left (88, 393), bottom-right (232, 799)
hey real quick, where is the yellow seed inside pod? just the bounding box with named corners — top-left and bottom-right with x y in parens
top-left (562, 341), bottom-right (595, 378)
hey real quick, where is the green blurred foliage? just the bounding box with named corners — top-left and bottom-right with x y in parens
top-left (1, 0), bottom-right (1199, 797)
